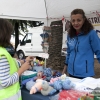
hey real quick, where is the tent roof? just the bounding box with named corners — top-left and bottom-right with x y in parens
top-left (0, 0), bottom-right (100, 25)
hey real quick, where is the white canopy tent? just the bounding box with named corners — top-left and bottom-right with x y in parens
top-left (0, 0), bottom-right (100, 26)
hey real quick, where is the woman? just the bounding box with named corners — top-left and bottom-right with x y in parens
top-left (0, 18), bottom-right (33, 100)
top-left (62, 9), bottom-right (100, 79)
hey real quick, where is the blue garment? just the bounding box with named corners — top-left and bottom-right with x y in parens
top-left (65, 30), bottom-right (100, 77)
top-left (43, 68), bottom-right (52, 77)
top-left (20, 77), bottom-right (36, 88)
top-left (33, 66), bottom-right (44, 72)
top-left (26, 80), bottom-right (35, 91)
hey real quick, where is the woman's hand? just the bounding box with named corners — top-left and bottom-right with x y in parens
top-left (62, 65), bottom-right (67, 75)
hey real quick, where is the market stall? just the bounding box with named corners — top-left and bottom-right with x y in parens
top-left (21, 72), bottom-right (100, 100)
top-left (21, 88), bottom-right (51, 100)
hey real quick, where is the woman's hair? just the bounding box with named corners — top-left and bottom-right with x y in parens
top-left (0, 18), bottom-right (13, 47)
top-left (68, 9), bottom-right (94, 38)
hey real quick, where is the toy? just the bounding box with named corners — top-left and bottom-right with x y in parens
top-left (50, 77), bottom-right (75, 91)
top-left (43, 68), bottom-right (52, 77)
top-left (51, 80), bottom-right (62, 91)
top-left (49, 73), bottom-right (66, 84)
top-left (61, 78), bottom-right (75, 90)
top-left (49, 77), bottom-right (60, 84)
top-left (30, 79), bottom-right (43, 94)
top-left (40, 33), bottom-right (49, 42)
top-left (60, 74), bottom-right (67, 80)
top-left (26, 80), bottom-right (35, 91)
top-left (41, 81), bottom-right (57, 96)
top-left (33, 57), bottom-right (44, 66)
top-left (34, 71), bottom-right (46, 81)
top-left (39, 61), bottom-right (44, 66)
top-left (52, 70), bottom-right (62, 77)
top-left (43, 68), bottom-right (52, 81)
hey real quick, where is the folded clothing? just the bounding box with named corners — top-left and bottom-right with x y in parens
top-left (21, 70), bottom-right (37, 81)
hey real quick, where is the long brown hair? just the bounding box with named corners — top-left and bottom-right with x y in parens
top-left (0, 18), bottom-right (13, 47)
top-left (68, 9), bottom-right (94, 38)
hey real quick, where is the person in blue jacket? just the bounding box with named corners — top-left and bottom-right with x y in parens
top-left (62, 9), bottom-right (100, 79)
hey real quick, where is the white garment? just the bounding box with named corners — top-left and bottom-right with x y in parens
top-left (72, 77), bottom-right (100, 92)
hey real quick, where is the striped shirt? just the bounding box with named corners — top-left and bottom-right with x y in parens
top-left (0, 56), bottom-right (20, 88)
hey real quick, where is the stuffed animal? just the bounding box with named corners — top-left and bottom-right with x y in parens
top-left (30, 79), bottom-right (43, 94)
top-left (34, 71), bottom-right (46, 81)
top-left (43, 68), bottom-right (52, 81)
top-left (60, 74), bottom-right (67, 81)
top-left (51, 78), bottom-right (75, 91)
top-left (49, 77), bottom-right (60, 84)
top-left (41, 81), bottom-right (57, 96)
top-left (51, 80), bottom-right (62, 91)
top-left (61, 78), bottom-right (75, 90)
top-left (43, 68), bottom-right (52, 77)
top-left (26, 80), bottom-right (36, 91)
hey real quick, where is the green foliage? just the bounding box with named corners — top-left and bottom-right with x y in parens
top-left (9, 19), bottom-right (44, 35)
top-left (8, 19), bottom-right (44, 50)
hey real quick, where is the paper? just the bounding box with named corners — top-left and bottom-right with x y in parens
top-left (38, 53), bottom-right (49, 59)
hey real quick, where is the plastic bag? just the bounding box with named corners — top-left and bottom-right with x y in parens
top-left (59, 90), bottom-right (92, 100)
